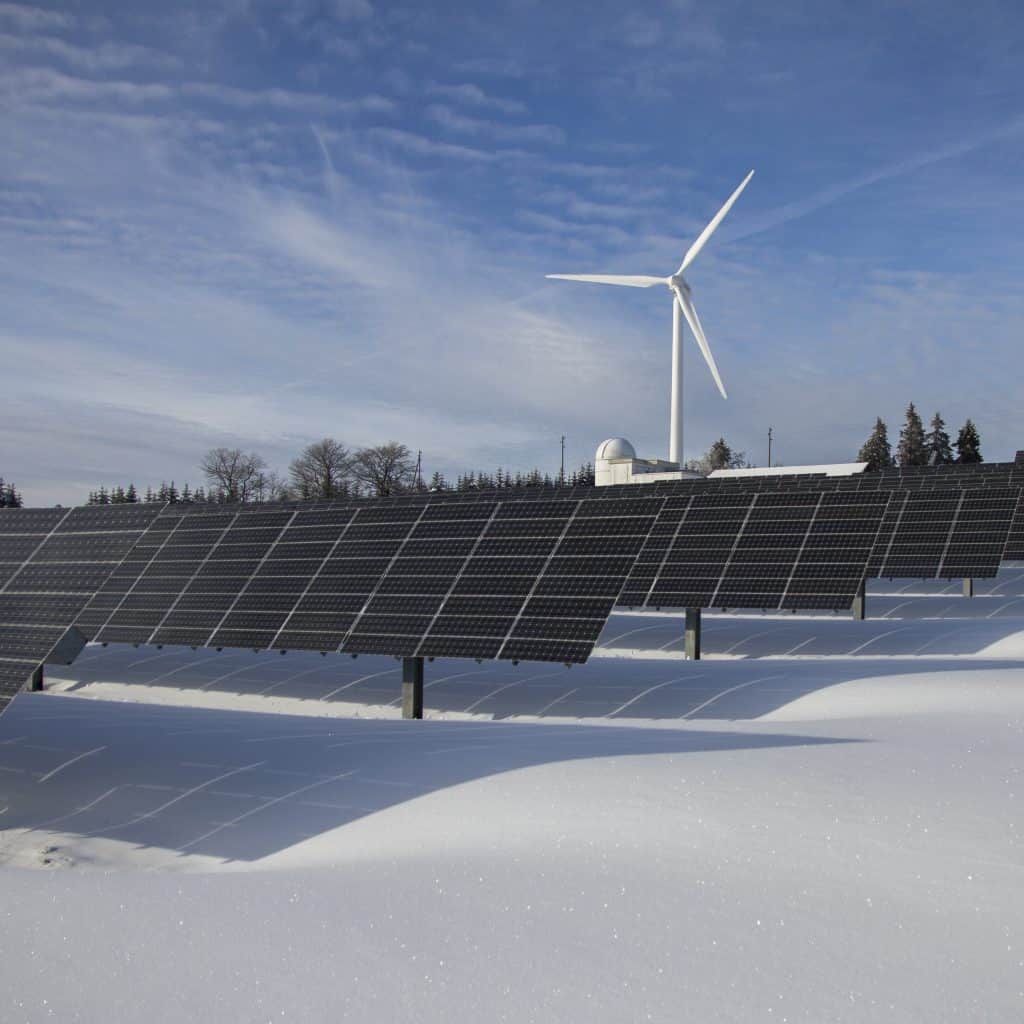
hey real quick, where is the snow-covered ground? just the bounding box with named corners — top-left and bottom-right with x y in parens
top-left (2, 571), bottom-right (1024, 1021)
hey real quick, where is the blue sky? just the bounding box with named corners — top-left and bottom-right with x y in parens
top-left (3, 0), bottom-right (1024, 504)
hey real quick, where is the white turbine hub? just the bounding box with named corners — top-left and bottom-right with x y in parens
top-left (596, 437), bottom-right (637, 461)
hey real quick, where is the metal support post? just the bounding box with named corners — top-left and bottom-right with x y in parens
top-left (29, 664), bottom-right (43, 692)
top-left (852, 579), bottom-right (866, 621)
top-left (685, 607), bottom-right (701, 661)
top-left (402, 656), bottom-right (424, 720)
top-left (963, 577), bottom-right (974, 598)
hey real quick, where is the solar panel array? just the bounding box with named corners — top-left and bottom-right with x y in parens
top-left (0, 461), bottom-right (1021, 711)
top-left (867, 488), bottom-right (1019, 579)
top-left (619, 490), bottom-right (890, 610)
top-left (77, 494), bottom-right (661, 666)
top-left (1006, 492), bottom-right (1024, 561)
top-left (0, 504), bottom-right (163, 710)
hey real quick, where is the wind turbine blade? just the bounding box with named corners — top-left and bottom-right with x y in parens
top-left (672, 286), bottom-right (727, 399)
top-left (677, 169), bottom-right (755, 274)
top-left (546, 274), bottom-right (665, 288)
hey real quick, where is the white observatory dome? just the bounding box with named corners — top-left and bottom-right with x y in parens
top-left (596, 437), bottom-right (637, 461)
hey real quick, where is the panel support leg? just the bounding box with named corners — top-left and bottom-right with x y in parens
top-left (963, 577), bottom-right (974, 598)
top-left (685, 607), bottom-right (701, 661)
top-left (852, 579), bottom-right (866, 621)
top-left (402, 657), bottom-right (424, 720)
top-left (29, 664), bottom-right (43, 692)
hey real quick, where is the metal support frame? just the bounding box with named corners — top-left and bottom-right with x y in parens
top-left (402, 656), bottom-right (424, 720)
top-left (685, 607), bottom-right (701, 661)
top-left (963, 577), bottom-right (974, 598)
top-left (29, 664), bottom-right (43, 692)
top-left (852, 579), bottom-right (866, 621)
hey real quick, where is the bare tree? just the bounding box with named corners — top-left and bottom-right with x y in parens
top-left (289, 438), bottom-right (351, 499)
top-left (199, 447), bottom-right (268, 503)
top-left (252, 469), bottom-right (293, 504)
top-left (351, 442), bottom-right (416, 497)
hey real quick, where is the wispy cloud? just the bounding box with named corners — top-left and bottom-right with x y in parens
top-left (425, 104), bottom-right (564, 145)
top-left (428, 82), bottom-right (526, 115)
top-left (728, 121), bottom-right (1024, 243)
top-left (0, 2), bottom-right (72, 32)
top-left (0, 32), bottom-right (182, 72)
top-left (368, 126), bottom-right (495, 162)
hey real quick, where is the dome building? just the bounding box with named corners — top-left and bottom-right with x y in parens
top-left (594, 437), bottom-right (702, 487)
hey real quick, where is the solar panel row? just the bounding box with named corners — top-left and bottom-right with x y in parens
top-left (619, 490), bottom-right (890, 610)
top-left (0, 469), bottom-right (1019, 712)
top-left (77, 494), bottom-right (661, 666)
top-left (0, 504), bottom-right (163, 710)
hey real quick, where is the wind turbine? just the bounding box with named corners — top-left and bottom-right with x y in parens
top-left (546, 170), bottom-right (754, 466)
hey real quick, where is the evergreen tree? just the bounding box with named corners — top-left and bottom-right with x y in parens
top-left (166, 480), bottom-right (179, 503)
top-left (924, 412), bottom-right (953, 465)
top-left (857, 418), bottom-right (894, 471)
top-left (707, 438), bottom-right (734, 471)
top-left (180, 483), bottom-right (193, 503)
top-left (570, 461), bottom-right (595, 486)
top-left (144, 486), bottom-right (154, 503)
top-left (955, 419), bottom-right (983, 463)
top-left (0, 480), bottom-right (21, 507)
top-left (896, 402), bottom-right (927, 466)
top-left (125, 483), bottom-right (138, 503)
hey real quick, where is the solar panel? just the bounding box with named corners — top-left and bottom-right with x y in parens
top-left (868, 487), bottom-right (1018, 579)
top-left (1005, 492), bottom-right (1024, 562)
top-left (0, 503), bottom-right (164, 709)
top-left (618, 490), bottom-right (889, 611)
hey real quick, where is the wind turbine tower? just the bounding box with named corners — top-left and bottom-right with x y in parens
top-left (546, 171), bottom-right (754, 466)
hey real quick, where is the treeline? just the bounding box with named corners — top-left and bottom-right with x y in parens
top-left (857, 406), bottom-right (981, 471)
top-left (87, 439), bottom-right (596, 505)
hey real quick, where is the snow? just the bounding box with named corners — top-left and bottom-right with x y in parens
top-left (2, 571), bottom-right (1024, 1021)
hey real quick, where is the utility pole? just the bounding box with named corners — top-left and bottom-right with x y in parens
top-left (768, 426), bottom-right (773, 467)
top-left (415, 450), bottom-right (422, 490)
top-left (560, 435), bottom-right (566, 485)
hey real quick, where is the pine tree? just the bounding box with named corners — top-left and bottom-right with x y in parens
top-left (96, 485), bottom-right (109, 505)
top-left (144, 486), bottom-right (154, 503)
top-left (857, 418), bottom-right (894, 471)
top-left (707, 438), bottom-right (734, 471)
top-left (896, 403), bottom-right (927, 467)
top-left (924, 412), bottom-right (953, 465)
top-left (2, 483), bottom-right (21, 508)
top-left (180, 483), bottom-right (193, 503)
top-left (166, 480), bottom-right (179, 503)
top-left (955, 419), bottom-right (983, 463)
